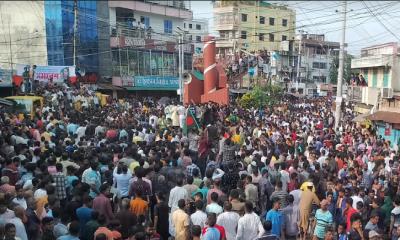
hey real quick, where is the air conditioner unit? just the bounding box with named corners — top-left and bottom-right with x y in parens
top-left (381, 87), bottom-right (393, 98)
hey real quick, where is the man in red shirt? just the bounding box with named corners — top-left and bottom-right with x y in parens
top-left (343, 198), bottom-right (358, 232)
top-left (202, 213), bottom-right (226, 240)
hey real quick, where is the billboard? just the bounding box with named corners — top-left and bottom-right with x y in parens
top-left (16, 64), bottom-right (76, 83)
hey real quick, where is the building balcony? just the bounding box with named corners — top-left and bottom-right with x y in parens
top-left (347, 86), bottom-right (380, 106)
top-left (216, 39), bottom-right (235, 48)
top-left (214, 21), bottom-right (239, 31)
top-left (351, 54), bottom-right (393, 69)
top-left (109, 1), bottom-right (192, 19)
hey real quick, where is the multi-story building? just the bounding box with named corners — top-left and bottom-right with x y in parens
top-left (272, 34), bottom-right (339, 95)
top-left (44, 1), bottom-right (111, 77)
top-left (213, 0), bottom-right (295, 55)
top-left (109, 1), bottom-right (193, 95)
top-left (298, 34), bottom-right (340, 84)
top-left (350, 42), bottom-right (400, 145)
top-left (183, 18), bottom-right (209, 56)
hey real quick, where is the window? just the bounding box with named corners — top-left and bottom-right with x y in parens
top-left (241, 14), bottom-right (248, 22)
top-left (140, 16), bottom-right (150, 28)
top-left (282, 19), bottom-right (288, 27)
top-left (188, 35), bottom-right (193, 40)
top-left (282, 35), bottom-right (287, 41)
top-left (269, 17), bottom-right (275, 25)
top-left (259, 33), bottom-right (265, 41)
top-left (269, 33), bottom-right (274, 42)
top-left (164, 20), bottom-right (172, 33)
top-left (241, 31), bottom-right (247, 39)
top-left (196, 36), bottom-right (201, 42)
top-left (196, 24), bottom-right (201, 30)
top-left (312, 76), bottom-right (326, 82)
top-left (260, 16), bottom-right (265, 24)
top-left (312, 62), bottom-right (327, 69)
top-left (184, 23), bottom-right (186, 28)
top-left (189, 23), bottom-right (192, 29)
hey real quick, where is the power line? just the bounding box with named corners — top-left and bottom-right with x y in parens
top-left (362, 1), bottom-right (400, 41)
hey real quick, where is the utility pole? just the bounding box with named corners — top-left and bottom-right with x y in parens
top-left (178, 34), bottom-right (182, 102)
top-left (73, 0), bottom-right (78, 66)
top-left (8, 22), bottom-right (12, 76)
top-left (296, 30), bottom-right (304, 92)
top-left (334, 1), bottom-right (347, 131)
top-left (181, 33), bottom-right (185, 102)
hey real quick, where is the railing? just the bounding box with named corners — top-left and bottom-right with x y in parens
top-left (347, 86), bottom-right (363, 102)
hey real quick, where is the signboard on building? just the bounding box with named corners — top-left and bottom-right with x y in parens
top-left (16, 64), bottom-right (76, 83)
top-left (280, 40), bottom-right (290, 52)
top-left (134, 76), bottom-right (179, 89)
top-left (0, 69), bottom-right (13, 87)
top-left (116, 37), bottom-right (194, 53)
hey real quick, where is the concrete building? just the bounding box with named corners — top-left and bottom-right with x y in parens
top-left (213, 0), bottom-right (295, 55)
top-left (183, 18), bottom-right (209, 56)
top-left (350, 42), bottom-right (400, 146)
top-left (109, 1), bottom-right (194, 95)
top-left (0, 2), bottom-right (47, 90)
top-left (45, 1), bottom-right (111, 77)
top-left (298, 34), bottom-right (340, 84)
top-left (271, 34), bottom-right (339, 95)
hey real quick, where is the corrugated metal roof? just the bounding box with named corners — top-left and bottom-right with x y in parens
top-left (367, 111), bottom-right (400, 124)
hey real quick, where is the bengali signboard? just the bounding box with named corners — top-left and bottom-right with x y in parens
top-left (134, 76), bottom-right (179, 89)
top-left (16, 64), bottom-right (76, 83)
top-left (116, 36), bottom-right (194, 53)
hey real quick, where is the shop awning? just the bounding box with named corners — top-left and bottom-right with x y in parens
top-left (97, 83), bottom-right (125, 91)
top-left (367, 111), bottom-right (400, 124)
top-left (352, 112), bottom-right (371, 122)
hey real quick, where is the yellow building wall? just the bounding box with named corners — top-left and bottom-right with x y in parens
top-left (236, 2), bottom-right (295, 51)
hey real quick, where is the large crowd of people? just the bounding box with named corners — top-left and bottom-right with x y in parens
top-left (0, 82), bottom-right (399, 240)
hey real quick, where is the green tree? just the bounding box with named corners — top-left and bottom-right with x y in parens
top-left (239, 85), bottom-right (283, 109)
top-left (329, 53), bottom-right (353, 84)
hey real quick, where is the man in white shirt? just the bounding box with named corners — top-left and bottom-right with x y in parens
top-left (113, 164), bottom-right (132, 199)
top-left (236, 201), bottom-right (263, 240)
top-left (190, 200), bottom-right (207, 228)
top-left (168, 178), bottom-right (189, 213)
top-left (217, 202), bottom-right (240, 240)
top-left (351, 188), bottom-right (364, 209)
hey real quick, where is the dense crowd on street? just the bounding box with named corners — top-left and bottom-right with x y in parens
top-left (1, 82), bottom-right (400, 240)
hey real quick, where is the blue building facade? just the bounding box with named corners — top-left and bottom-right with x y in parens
top-left (45, 1), bottom-right (100, 73)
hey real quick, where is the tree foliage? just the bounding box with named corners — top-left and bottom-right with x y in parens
top-left (329, 54), bottom-right (353, 85)
top-left (239, 85), bottom-right (283, 109)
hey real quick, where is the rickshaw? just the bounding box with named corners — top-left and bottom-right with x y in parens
top-left (4, 96), bottom-right (43, 120)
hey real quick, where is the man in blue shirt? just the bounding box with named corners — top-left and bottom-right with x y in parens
top-left (202, 213), bottom-right (221, 240)
top-left (266, 198), bottom-right (284, 238)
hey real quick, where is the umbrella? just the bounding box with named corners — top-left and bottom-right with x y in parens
top-left (157, 97), bottom-right (171, 106)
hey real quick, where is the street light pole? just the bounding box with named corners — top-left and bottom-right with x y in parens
top-left (334, 1), bottom-right (347, 131)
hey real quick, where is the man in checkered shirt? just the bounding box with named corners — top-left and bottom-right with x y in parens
top-left (52, 163), bottom-right (67, 203)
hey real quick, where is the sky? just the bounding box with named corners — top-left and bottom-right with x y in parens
top-left (190, 1), bottom-right (400, 55)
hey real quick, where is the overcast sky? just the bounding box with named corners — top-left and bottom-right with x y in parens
top-left (191, 1), bottom-right (400, 56)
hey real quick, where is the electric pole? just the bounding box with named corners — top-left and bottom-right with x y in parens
top-left (73, 0), bottom-right (78, 66)
top-left (178, 34), bottom-right (182, 102)
top-left (334, 1), bottom-right (347, 131)
top-left (296, 30), bottom-right (304, 92)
